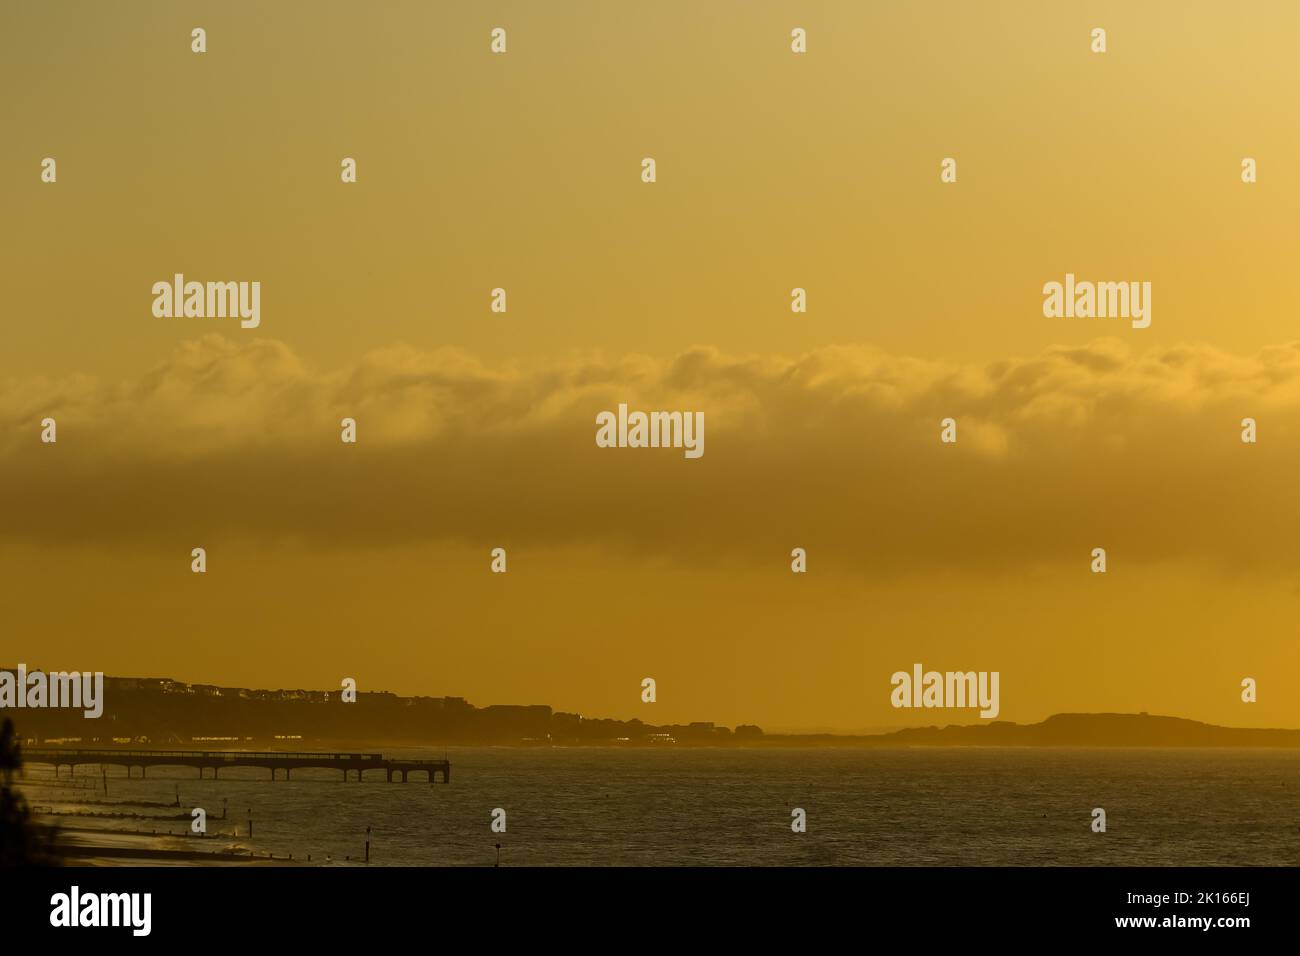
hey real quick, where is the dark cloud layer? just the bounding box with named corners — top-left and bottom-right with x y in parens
top-left (4, 334), bottom-right (1299, 571)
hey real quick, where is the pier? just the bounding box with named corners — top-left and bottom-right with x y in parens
top-left (22, 748), bottom-right (450, 783)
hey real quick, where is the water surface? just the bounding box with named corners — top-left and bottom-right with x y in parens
top-left (27, 747), bottom-right (1300, 866)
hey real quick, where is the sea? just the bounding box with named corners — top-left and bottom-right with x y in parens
top-left (23, 747), bottom-right (1300, 866)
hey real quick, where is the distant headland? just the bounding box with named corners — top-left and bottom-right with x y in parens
top-left (4, 672), bottom-right (1299, 749)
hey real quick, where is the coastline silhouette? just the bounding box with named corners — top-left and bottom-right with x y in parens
top-left (5, 673), bottom-right (1298, 749)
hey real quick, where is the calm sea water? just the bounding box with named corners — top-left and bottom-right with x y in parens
top-left (26, 747), bottom-right (1300, 866)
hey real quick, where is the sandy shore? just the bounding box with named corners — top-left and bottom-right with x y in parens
top-left (47, 827), bottom-right (290, 866)
top-left (21, 778), bottom-right (306, 866)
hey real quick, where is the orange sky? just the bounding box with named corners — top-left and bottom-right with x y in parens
top-left (3, 1), bottom-right (1299, 731)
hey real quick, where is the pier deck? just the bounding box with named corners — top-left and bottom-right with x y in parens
top-left (22, 748), bottom-right (450, 783)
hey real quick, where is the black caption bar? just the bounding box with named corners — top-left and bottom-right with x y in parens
top-left (7, 866), bottom-right (1280, 943)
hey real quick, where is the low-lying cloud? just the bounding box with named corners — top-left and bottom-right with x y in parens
top-left (5, 334), bottom-right (1300, 572)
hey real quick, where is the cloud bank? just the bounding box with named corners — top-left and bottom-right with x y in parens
top-left (5, 334), bottom-right (1299, 571)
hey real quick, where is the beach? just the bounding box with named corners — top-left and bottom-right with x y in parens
top-left (19, 767), bottom-right (298, 866)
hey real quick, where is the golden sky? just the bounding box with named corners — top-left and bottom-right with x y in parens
top-left (3, 1), bottom-right (1299, 731)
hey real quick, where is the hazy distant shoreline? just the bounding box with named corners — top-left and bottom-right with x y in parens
top-left (7, 672), bottom-right (1299, 751)
top-left (739, 713), bottom-right (1300, 748)
top-left (19, 712), bottom-right (1300, 752)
